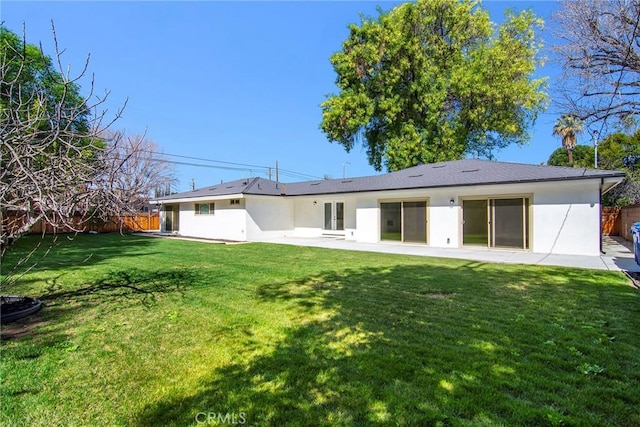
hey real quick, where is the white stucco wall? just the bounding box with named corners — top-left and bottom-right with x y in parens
top-left (292, 196), bottom-right (358, 240)
top-left (245, 196), bottom-right (294, 240)
top-left (177, 199), bottom-right (248, 241)
top-left (530, 180), bottom-right (601, 256)
top-left (340, 180), bottom-right (602, 256)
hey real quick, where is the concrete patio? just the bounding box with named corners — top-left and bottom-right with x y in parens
top-left (257, 235), bottom-right (638, 272)
top-left (138, 232), bottom-right (638, 272)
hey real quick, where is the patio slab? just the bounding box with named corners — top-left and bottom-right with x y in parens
top-left (258, 235), bottom-right (639, 272)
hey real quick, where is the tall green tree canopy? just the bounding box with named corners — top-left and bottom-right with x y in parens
top-left (321, 0), bottom-right (548, 171)
top-left (547, 145), bottom-right (594, 168)
top-left (0, 25), bottom-right (90, 137)
top-left (597, 130), bottom-right (640, 206)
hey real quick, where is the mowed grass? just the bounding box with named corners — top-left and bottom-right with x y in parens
top-left (1, 234), bottom-right (639, 426)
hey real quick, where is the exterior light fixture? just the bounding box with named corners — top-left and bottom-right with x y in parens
top-left (450, 199), bottom-right (455, 207)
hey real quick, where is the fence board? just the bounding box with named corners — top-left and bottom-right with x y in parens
top-left (602, 207), bottom-right (621, 236)
top-left (3, 212), bottom-right (159, 235)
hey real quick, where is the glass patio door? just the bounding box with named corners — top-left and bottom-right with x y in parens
top-left (324, 201), bottom-right (344, 231)
top-left (491, 199), bottom-right (525, 249)
top-left (164, 205), bottom-right (179, 232)
top-left (403, 201), bottom-right (427, 243)
top-left (380, 201), bottom-right (428, 243)
top-left (463, 198), bottom-right (529, 249)
top-left (462, 200), bottom-right (489, 246)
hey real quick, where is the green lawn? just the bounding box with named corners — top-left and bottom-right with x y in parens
top-left (1, 234), bottom-right (639, 426)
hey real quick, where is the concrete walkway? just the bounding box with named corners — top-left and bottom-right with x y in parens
top-left (256, 235), bottom-right (638, 272)
top-left (135, 232), bottom-right (638, 272)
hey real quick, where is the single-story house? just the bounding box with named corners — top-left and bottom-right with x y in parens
top-left (150, 159), bottom-right (624, 257)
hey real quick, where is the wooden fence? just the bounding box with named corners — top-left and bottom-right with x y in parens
top-left (602, 207), bottom-right (621, 237)
top-left (3, 212), bottom-right (159, 235)
top-left (601, 205), bottom-right (640, 241)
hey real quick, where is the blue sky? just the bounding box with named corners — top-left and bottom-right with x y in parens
top-left (3, 1), bottom-right (571, 192)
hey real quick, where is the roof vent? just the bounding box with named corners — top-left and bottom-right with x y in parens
top-left (341, 180), bottom-right (352, 183)
top-left (462, 169), bottom-right (479, 173)
top-left (208, 187), bottom-right (217, 191)
top-left (408, 174), bottom-right (423, 178)
top-left (432, 165), bottom-right (445, 169)
top-left (310, 182), bottom-right (320, 186)
top-left (226, 185), bottom-right (235, 189)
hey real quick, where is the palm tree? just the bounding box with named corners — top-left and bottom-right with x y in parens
top-left (552, 115), bottom-right (584, 165)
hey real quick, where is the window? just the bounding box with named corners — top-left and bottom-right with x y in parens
top-left (230, 199), bottom-right (241, 205)
top-left (195, 202), bottom-right (215, 215)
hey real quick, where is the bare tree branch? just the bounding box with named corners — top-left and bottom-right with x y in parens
top-left (0, 24), bottom-right (175, 281)
top-left (553, 0), bottom-right (640, 127)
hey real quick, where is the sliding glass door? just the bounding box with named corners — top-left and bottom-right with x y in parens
top-left (403, 201), bottom-right (427, 243)
top-left (463, 197), bottom-right (530, 249)
top-left (492, 198), bottom-right (525, 248)
top-left (462, 200), bottom-right (489, 246)
top-left (380, 200), bottom-right (428, 243)
top-left (380, 202), bottom-right (402, 241)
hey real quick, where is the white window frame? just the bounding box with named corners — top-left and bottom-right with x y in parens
top-left (195, 202), bottom-right (215, 215)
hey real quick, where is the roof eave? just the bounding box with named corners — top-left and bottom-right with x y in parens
top-left (285, 173), bottom-right (626, 197)
top-left (150, 193), bottom-right (245, 204)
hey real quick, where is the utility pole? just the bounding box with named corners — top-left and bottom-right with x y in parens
top-left (191, 178), bottom-right (195, 191)
top-left (593, 130), bottom-right (599, 168)
top-left (342, 161), bottom-right (351, 179)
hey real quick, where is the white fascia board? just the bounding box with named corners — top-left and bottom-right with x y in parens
top-left (601, 176), bottom-right (625, 194)
top-left (150, 194), bottom-right (245, 204)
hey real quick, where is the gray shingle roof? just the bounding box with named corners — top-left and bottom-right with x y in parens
top-left (153, 159), bottom-right (625, 201)
top-left (153, 177), bottom-right (286, 201)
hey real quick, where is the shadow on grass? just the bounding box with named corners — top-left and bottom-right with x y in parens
top-left (135, 262), bottom-right (639, 426)
top-left (1, 233), bottom-right (160, 289)
top-left (42, 269), bottom-right (193, 307)
top-left (1, 268), bottom-right (198, 346)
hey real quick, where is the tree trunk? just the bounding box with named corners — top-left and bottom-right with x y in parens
top-left (567, 148), bottom-right (574, 165)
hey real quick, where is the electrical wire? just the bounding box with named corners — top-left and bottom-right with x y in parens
top-left (145, 152), bottom-right (323, 181)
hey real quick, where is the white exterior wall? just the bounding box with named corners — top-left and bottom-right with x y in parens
top-left (531, 180), bottom-right (601, 256)
top-left (177, 199), bottom-right (248, 241)
top-left (245, 196), bottom-right (295, 240)
top-left (338, 180), bottom-right (602, 256)
top-left (292, 195), bottom-right (358, 240)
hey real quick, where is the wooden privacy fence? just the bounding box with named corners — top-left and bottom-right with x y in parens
top-left (3, 212), bottom-right (159, 235)
top-left (602, 205), bottom-right (640, 241)
top-left (602, 207), bottom-right (621, 237)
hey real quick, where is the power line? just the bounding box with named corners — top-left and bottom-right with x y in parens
top-left (143, 151), bottom-right (322, 181)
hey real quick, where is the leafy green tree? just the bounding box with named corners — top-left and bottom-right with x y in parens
top-left (0, 25), bottom-right (91, 140)
top-left (547, 145), bottom-right (594, 168)
top-left (552, 114), bottom-right (584, 165)
top-left (597, 131), bottom-right (640, 206)
top-left (320, 0), bottom-right (547, 171)
top-left (598, 131), bottom-right (640, 172)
